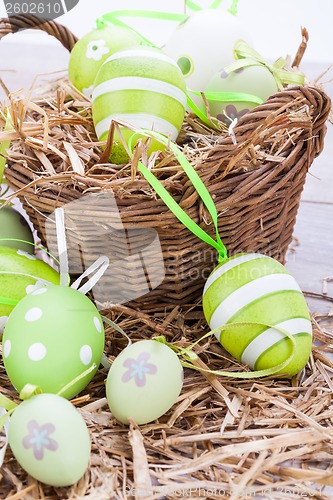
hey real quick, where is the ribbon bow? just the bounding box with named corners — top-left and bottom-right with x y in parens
top-left (225, 41), bottom-right (305, 90)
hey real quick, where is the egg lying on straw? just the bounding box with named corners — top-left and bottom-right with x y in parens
top-left (8, 393), bottom-right (91, 487)
top-left (106, 340), bottom-right (183, 424)
top-left (202, 253), bottom-right (312, 376)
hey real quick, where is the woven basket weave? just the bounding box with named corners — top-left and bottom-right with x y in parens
top-left (1, 15), bottom-right (331, 310)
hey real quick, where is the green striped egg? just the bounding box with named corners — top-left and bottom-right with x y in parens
top-left (92, 46), bottom-right (187, 164)
top-left (202, 253), bottom-right (312, 376)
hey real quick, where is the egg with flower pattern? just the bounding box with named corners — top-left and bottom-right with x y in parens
top-left (2, 285), bottom-right (104, 398)
top-left (106, 340), bottom-right (183, 424)
top-left (203, 63), bottom-right (278, 125)
top-left (202, 253), bottom-right (312, 376)
top-left (68, 25), bottom-right (144, 98)
top-left (8, 393), bottom-right (91, 486)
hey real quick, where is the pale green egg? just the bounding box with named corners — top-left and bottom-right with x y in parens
top-left (92, 46), bottom-right (187, 164)
top-left (106, 340), bottom-right (183, 424)
top-left (0, 245), bottom-right (60, 332)
top-left (8, 393), bottom-right (91, 487)
top-left (202, 253), bottom-right (312, 376)
top-left (68, 25), bottom-right (144, 98)
top-left (203, 63), bottom-right (279, 125)
top-left (0, 206), bottom-right (34, 253)
top-left (2, 285), bottom-right (105, 398)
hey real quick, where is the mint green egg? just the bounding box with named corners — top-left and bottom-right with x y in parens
top-left (203, 64), bottom-right (278, 125)
top-left (106, 340), bottom-right (183, 424)
top-left (0, 206), bottom-right (34, 253)
top-left (8, 394), bottom-right (91, 487)
top-left (202, 253), bottom-right (312, 376)
top-left (0, 246), bottom-right (60, 332)
top-left (92, 46), bottom-right (187, 164)
top-left (68, 25), bottom-right (144, 98)
top-left (2, 285), bottom-right (104, 398)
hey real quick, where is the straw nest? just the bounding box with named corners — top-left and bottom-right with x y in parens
top-left (2, 77), bottom-right (332, 310)
top-left (0, 302), bottom-right (333, 499)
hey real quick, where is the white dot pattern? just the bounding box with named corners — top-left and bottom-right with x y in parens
top-left (28, 343), bottom-right (47, 361)
top-left (93, 316), bottom-right (102, 333)
top-left (25, 307), bottom-right (43, 322)
top-left (3, 339), bottom-right (11, 358)
top-left (80, 345), bottom-right (93, 365)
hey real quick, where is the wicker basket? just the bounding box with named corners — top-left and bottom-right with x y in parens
top-left (1, 15), bottom-right (331, 310)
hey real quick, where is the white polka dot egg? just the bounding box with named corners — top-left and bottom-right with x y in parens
top-left (106, 340), bottom-right (183, 425)
top-left (2, 285), bottom-right (104, 398)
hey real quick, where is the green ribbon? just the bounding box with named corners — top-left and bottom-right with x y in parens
top-left (19, 384), bottom-right (43, 400)
top-left (186, 89), bottom-right (264, 128)
top-left (0, 393), bottom-right (18, 412)
top-left (155, 320), bottom-right (297, 378)
top-left (228, 41), bottom-right (305, 90)
top-left (96, 10), bottom-right (186, 48)
top-left (128, 130), bottom-right (227, 262)
top-left (0, 295), bottom-right (18, 306)
top-left (0, 109), bottom-right (13, 186)
top-left (95, 0), bottom-right (237, 48)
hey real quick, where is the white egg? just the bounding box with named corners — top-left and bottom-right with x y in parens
top-left (163, 9), bottom-right (252, 93)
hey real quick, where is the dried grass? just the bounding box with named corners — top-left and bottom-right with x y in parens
top-left (0, 67), bottom-right (332, 500)
top-left (0, 301), bottom-right (332, 499)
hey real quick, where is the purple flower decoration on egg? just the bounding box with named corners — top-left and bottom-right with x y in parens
top-left (217, 105), bottom-right (250, 125)
top-left (22, 420), bottom-right (58, 460)
top-left (220, 67), bottom-right (244, 79)
top-left (122, 351), bottom-right (157, 387)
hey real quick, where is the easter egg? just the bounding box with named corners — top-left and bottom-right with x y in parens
top-left (164, 9), bottom-right (252, 93)
top-left (8, 393), bottom-right (91, 486)
top-left (0, 206), bottom-right (34, 253)
top-left (2, 285), bottom-right (104, 398)
top-left (106, 340), bottom-right (183, 424)
top-left (68, 25), bottom-right (144, 98)
top-left (92, 46), bottom-right (187, 164)
top-left (203, 63), bottom-right (279, 125)
top-left (202, 253), bottom-right (312, 376)
top-left (0, 246), bottom-right (60, 333)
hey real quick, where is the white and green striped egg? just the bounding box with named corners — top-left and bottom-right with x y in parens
top-left (92, 46), bottom-right (187, 164)
top-left (202, 253), bottom-right (312, 376)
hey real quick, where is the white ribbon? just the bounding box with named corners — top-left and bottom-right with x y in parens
top-left (54, 207), bottom-right (109, 294)
top-left (0, 407), bottom-right (10, 467)
top-left (71, 256), bottom-right (110, 295)
top-left (55, 207), bottom-right (70, 287)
